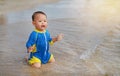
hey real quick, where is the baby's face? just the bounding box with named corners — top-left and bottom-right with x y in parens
top-left (32, 13), bottom-right (47, 31)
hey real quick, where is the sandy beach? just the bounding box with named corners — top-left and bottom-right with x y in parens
top-left (0, 0), bottom-right (120, 76)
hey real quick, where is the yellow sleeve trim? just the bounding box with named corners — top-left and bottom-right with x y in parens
top-left (49, 41), bottom-right (54, 45)
top-left (32, 44), bottom-right (36, 53)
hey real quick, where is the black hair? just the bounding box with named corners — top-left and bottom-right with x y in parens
top-left (32, 11), bottom-right (47, 21)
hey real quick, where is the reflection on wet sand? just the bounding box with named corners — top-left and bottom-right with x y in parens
top-left (0, 0), bottom-right (120, 76)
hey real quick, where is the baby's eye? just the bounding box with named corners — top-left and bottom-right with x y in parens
top-left (44, 20), bottom-right (47, 22)
top-left (39, 21), bottom-right (42, 22)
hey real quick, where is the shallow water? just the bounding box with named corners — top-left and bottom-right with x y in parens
top-left (0, 0), bottom-right (120, 76)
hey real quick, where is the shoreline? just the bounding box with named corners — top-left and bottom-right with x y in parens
top-left (0, 0), bottom-right (59, 15)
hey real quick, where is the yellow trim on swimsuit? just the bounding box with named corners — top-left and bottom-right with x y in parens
top-left (49, 54), bottom-right (54, 62)
top-left (49, 41), bottom-right (54, 45)
top-left (28, 56), bottom-right (41, 65)
top-left (35, 29), bottom-right (46, 33)
top-left (28, 54), bottom-right (53, 65)
top-left (31, 44), bottom-right (36, 53)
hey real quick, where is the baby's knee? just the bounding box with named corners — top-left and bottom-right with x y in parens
top-left (32, 62), bottom-right (41, 68)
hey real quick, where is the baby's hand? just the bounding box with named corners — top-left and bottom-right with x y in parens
top-left (57, 33), bottom-right (64, 41)
top-left (27, 46), bottom-right (35, 53)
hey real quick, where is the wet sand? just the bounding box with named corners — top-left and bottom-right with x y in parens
top-left (0, 0), bottom-right (120, 76)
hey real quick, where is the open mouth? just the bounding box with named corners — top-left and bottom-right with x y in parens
top-left (41, 25), bottom-right (45, 28)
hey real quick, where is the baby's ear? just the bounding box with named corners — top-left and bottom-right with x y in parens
top-left (32, 21), bottom-right (36, 26)
top-left (32, 21), bottom-right (35, 25)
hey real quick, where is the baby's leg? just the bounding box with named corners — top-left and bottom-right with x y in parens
top-left (48, 54), bottom-right (55, 63)
top-left (28, 56), bottom-right (41, 68)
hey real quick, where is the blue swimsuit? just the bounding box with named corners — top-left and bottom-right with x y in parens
top-left (26, 29), bottom-right (53, 64)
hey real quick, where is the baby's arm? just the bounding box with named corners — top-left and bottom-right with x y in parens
top-left (52, 33), bottom-right (63, 43)
top-left (26, 32), bottom-right (37, 53)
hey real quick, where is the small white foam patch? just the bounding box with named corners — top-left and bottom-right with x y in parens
top-left (79, 38), bottom-right (102, 60)
top-left (79, 44), bottom-right (98, 60)
top-left (93, 62), bottom-right (106, 74)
